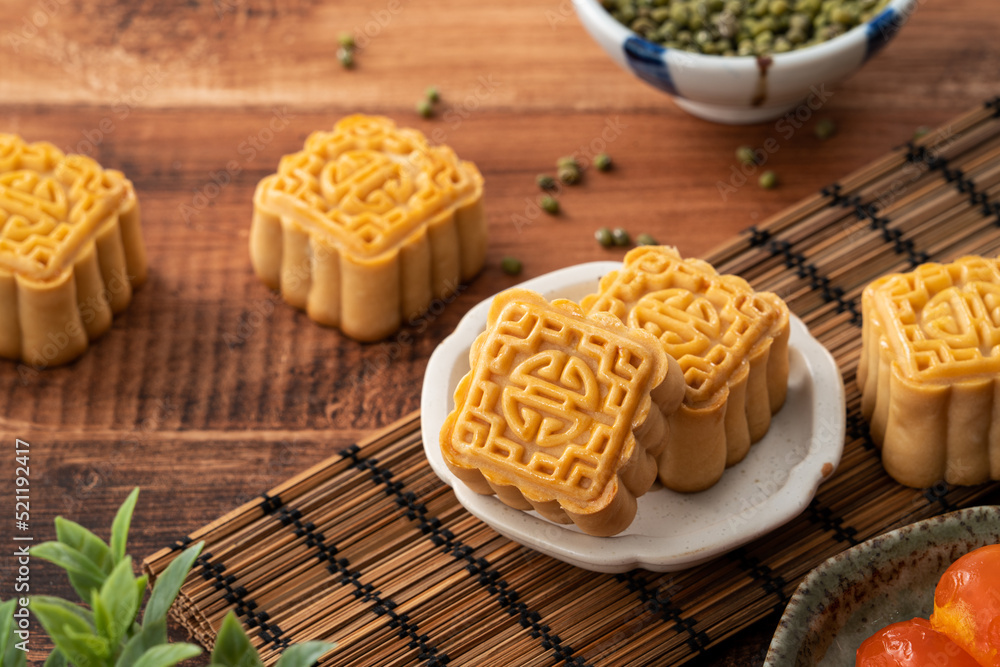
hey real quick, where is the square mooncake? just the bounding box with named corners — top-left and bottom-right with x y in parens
top-left (858, 256), bottom-right (1000, 487)
top-left (250, 114), bottom-right (486, 342)
top-left (581, 246), bottom-right (789, 493)
top-left (0, 134), bottom-right (147, 368)
top-left (440, 289), bottom-right (685, 536)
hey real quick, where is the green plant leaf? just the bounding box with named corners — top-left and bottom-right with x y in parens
top-left (0, 598), bottom-right (16, 660)
top-left (132, 574), bottom-right (150, 637)
top-left (30, 598), bottom-right (107, 666)
top-left (92, 594), bottom-right (111, 650)
top-left (30, 542), bottom-right (106, 605)
top-left (274, 641), bottom-right (335, 667)
top-left (114, 618), bottom-right (168, 667)
top-left (2, 639), bottom-right (27, 667)
top-left (209, 612), bottom-right (263, 667)
top-left (54, 517), bottom-right (113, 575)
top-left (1, 599), bottom-right (28, 667)
top-left (65, 627), bottom-right (112, 661)
top-left (130, 643), bottom-right (202, 667)
top-left (95, 558), bottom-right (142, 648)
top-left (143, 542), bottom-right (203, 628)
top-left (54, 517), bottom-right (118, 607)
top-left (28, 597), bottom-right (95, 628)
top-left (110, 488), bottom-right (140, 565)
top-left (42, 649), bottom-right (67, 667)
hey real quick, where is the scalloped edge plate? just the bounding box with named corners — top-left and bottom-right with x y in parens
top-left (420, 261), bottom-right (846, 573)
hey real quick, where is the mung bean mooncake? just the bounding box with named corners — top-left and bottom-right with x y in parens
top-left (858, 256), bottom-right (1000, 488)
top-left (250, 114), bottom-right (486, 342)
top-left (439, 288), bottom-right (685, 537)
top-left (0, 134), bottom-right (147, 368)
top-left (582, 246), bottom-right (790, 493)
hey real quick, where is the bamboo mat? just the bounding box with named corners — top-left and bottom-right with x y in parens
top-left (143, 97), bottom-right (1000, 666)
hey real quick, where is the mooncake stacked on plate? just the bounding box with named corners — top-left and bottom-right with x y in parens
top-left (582, 246), bottom-right (790, 492)
top-left (439, 289), bottom-right (685, 536)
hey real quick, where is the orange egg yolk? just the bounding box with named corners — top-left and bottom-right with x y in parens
top-left (931, 544), bottom-right (1000, 667)
top-left (856, 617), bottom-right (981, 667)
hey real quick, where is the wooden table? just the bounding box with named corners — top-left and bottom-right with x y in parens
top-left (2, 1), bottom-right (998, 664)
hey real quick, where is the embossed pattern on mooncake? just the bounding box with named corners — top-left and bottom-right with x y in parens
top-left (858, 256), bottom-right (1000, 487)
top-left (581, 246), bottom-right (790, 493)
top-left (0, 134), bottom-right (147, 368)
top-left (440, 289), bottom-right (685, 537)
top-left (250, 114), bottom-right (486, 341)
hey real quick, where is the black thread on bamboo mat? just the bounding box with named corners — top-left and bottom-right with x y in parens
top-left (822, 181), bottom-right (930, 268)
top-left (766, 239), bottom-right (862, 324)
top-left (747, 226), bottom-right (771, 247)
top-left (846, 412), bottom-right (877, 452)
top-left (806, 500), bottom-right (859, 546)
top-left (615, 571), bottom-right (710, 654)
top-left (259, 492), bottom-right (284, 515)
top-left (268, 504), bottom-right (450, 667)
top-left (338, 444), bottom-right (594, 667)
top-left (169, 536), bottom-right (193, 551)
top-left (903, 136), bottom-right (1000, 227)
top-left (192, 551), bottom-right (291, 650)
top-left (985, 97), bottom-right (1000, 117)
top-left (849, 408), bottom-right (960, 510)
top-left (901, 143), bottom-right (1000, 219)
top-left (851, 203), bottom-right (930, 268)
top-left (731, 549), bottom-right (789, 614)
top-left (165, 537), bottom-right (287, 647)
top-left (820, 183), bottom-right (859, 209)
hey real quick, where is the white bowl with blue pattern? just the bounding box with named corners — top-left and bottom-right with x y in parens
top-left (573, 0), bottom-right (918, 124)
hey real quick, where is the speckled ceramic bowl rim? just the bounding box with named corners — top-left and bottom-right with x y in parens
top-left (765, 505), bottom-right (1000, 666)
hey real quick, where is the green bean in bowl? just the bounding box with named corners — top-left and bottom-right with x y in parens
top-left (573, 0), bottom-right (916, 123)
top-left (601, 0), bottom-right (890, 57)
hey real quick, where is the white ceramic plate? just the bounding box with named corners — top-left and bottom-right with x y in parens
top-left (420, 262), bottom-right (846, 573)
top-left (765, 505), bottom-right (1000, 666)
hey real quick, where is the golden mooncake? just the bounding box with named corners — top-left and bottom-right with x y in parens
top-left (0, 134), bottom-right (147, 368)
top-left (581, 246), bottom-right (790, 493)
top-left (440, 288), bottom-right (685, 537)
top-left (858, 256), bottom-right (1000, 488)
top-left (250, 114), bottom-right (487, 342)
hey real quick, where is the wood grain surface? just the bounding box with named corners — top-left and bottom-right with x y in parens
top-left (1, 0), bottom-right (998, 664)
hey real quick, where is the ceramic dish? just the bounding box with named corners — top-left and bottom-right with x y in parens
top-left (572, 0), bottom-right (917, 124)
top-left (765, 505), bottom-right (1000, 666)
top-left (420, 261), bottom-right (846, 573)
